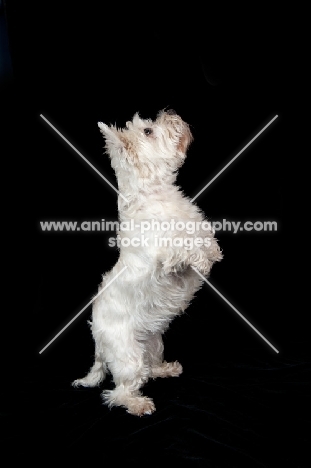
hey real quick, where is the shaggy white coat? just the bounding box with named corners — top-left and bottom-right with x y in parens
top-left (73, 110), bottom-right (222, 416)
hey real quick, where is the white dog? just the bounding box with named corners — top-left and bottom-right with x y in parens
top-left (73, 109), bottom-right (222, 416)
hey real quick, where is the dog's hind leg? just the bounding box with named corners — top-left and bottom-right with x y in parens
top-left (72, 343), bottom-right (107, 388)
top-left (101, 339), bottom-right (155, 416)
top-left (147, 333), bottom-right (183, 379)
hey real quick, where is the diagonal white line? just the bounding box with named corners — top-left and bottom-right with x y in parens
top-left (191, 267), bottom-right (279, 353)
top-left (191, 115), bottom-right (278, 202)
top-left (40, 114), bottom-right (129, 203)
top-left (39, 265), bottom-right (128, 354)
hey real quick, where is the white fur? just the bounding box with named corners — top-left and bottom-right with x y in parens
top-left (72, 110), bottom-right (222, 416)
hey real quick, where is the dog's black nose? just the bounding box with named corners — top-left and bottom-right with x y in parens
top-left (166, 109), bottom-right (176, 115)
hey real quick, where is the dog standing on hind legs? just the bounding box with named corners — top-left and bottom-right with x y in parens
top-left (72, 109), bottom-right (222, 416)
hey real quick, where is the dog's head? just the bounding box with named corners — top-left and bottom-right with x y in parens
top-left (98, 110), bottom-right (193, 182)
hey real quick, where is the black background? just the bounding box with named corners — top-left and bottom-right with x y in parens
top-left (1, 2), bottom-right (308, 466)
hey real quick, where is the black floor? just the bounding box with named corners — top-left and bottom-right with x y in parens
top-left (2, 342), bottom-right (310, 466)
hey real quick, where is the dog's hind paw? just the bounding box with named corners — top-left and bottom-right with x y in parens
top-left (126, 397), bottom-right (156, 417)
top-left (151, 360), bottom-right (183, 378)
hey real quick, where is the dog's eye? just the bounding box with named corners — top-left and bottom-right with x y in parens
top-left (144, 128), bottom-right (153, 136)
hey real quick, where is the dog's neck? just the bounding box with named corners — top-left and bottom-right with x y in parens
top-left (117, 179), bottom-right (182, 220)
top-left (117, 171), bottom-right (177, 198)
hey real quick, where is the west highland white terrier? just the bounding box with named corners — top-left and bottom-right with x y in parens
top-left (73, 109), bottom-right (222, 416)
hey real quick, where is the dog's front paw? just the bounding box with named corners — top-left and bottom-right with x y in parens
top-left (161, 259), bottom-right (185, 275)
top-left (191, 258), bottom-right (212, 277)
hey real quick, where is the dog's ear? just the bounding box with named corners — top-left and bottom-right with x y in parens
top-left (98, 122), bottom-right (137, 165)
top-left (98, 122), bottom-right (125, 156)
top-left (132, 112), bottom-right (143, 128)
top-left (98, 122), bottom-right (121, 146)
